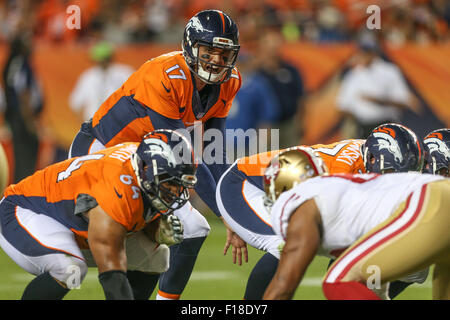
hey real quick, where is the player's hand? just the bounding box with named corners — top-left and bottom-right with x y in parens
top-left (223, 227), bottom-right (248, 266)
top-left (155, 214), bottom-right (184, 246)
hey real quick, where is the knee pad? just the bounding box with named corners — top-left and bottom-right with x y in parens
top-left (174, 204), bottom-right (210, 239)
top-left (126, 231), bottom-right (170, 274)
top-left (48, 254), bottom-right (88, 289)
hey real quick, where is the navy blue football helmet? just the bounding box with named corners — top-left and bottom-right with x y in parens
top-left (362, 123), bottom-right (423, 173)
top-left (423, 128), bottom-right (450, 176)
top-left (182, 10), bottom-right (240, 84)
top-left (131, 129), bottom-right (197, 219)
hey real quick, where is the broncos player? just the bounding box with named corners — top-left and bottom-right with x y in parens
top-left (0, 129), bottom-right (196, 299)
top-left (263, 148), bottom-right (450, 300)
top-left (68, 10), bottom-right (241, 300)
top-left (216, 123), bottom-right (423, 299)
top-left (423, 128), bottom-right (450, 177)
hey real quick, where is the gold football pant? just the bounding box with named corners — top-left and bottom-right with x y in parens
top-left (323, 180), bottom-right (450, 300)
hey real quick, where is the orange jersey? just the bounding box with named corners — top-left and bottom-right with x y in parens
top-left (90, 51), bottom-right (242, 147)
top-left (234, 149), bottom-right (288, 189)
top-left (3, 143), bottom-right (149, 238)
top-left (233, 139), bottom-right (366, 188)
top-left (236, 149), bottom-right (287, 178)
top-left (311, 139), bottom-right (366, 174)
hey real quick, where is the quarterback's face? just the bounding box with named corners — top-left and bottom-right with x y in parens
top-left (197, 45), bottom-right (235, 74)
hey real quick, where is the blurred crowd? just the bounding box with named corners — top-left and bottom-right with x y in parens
top-left (0, 0), bottom-right (449, 46)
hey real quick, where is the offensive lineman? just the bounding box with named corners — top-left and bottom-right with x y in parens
top-left (0, 130), bottom-right (195, 299)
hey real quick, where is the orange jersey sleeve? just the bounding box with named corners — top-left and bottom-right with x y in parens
top-left (91, 161), bottom-right (146, 232)
top-left (91, 52), bottom-right (242, 146)
top-left (88, 143), bottom-right (147, 232)
top-left (311, 139), bottom-right (366, 174)
top-left (133, 52), bottom-right (186, 120)
top-left (4, 143), bottom-right (147, 236)
top-left (236, 148), bottom-right (288, 177)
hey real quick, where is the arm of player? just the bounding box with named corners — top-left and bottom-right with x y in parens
top-left (88, 205), bottom-right (134, 299)
top-left (203, 117), bottom-right (229, 182)
top-left (263, 199), bottom-right (322, 300)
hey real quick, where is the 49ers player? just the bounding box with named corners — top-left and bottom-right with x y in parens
top-left (263, 148), bottom-right (450, 300)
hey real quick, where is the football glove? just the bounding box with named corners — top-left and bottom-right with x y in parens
top-left (155, 214), bottom-right (184, 246)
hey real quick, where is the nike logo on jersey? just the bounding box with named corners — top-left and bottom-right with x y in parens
top-left (114, 187), bottom-right (123, 198)
top-left (161, 81), bottom-right (171, 93)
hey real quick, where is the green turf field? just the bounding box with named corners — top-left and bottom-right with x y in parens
top-left (0, 217), bottom-right (432, 300)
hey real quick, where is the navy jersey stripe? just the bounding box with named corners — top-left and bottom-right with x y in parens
top-left (91, 95), bottom-right (185, 145)
top-left (91, 95), bottom-right (149, 145)
top-left (218, 169), bottom-right (274, 235)
top-left (0, 200), bottom-right (72, 256)
top-left (2, 195), bottom-right (88, 232)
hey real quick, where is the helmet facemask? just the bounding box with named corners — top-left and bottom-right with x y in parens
top-left (144, 172), bottom-right (190, 214)
top-left (131, 153), bottom-right (197, 220)
top-left (186, 41), bottom-right (239, 84)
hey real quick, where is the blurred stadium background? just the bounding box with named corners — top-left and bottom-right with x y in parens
top-left (0, 0), bottom-right (448, 299)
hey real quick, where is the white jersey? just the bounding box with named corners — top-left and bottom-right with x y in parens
top-left (271, 172), bottom-right (444, 258)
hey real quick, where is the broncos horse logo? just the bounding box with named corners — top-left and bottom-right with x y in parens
top-left (142, 138), bottom-right (177, 168)
top-left (424, 133), bottom-right (450, 161)
top-left (372, 127), bottom-right (404, 163)
top-left (186, 16), bottom-right (213, 34)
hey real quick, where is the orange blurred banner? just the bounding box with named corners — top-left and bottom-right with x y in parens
top-left (385, 43), bottom-right (450, 128)
top-left (1, 42), bottom-right (449, 150)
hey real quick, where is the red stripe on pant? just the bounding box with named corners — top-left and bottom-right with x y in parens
top-left (323, 282), bottom-right (381, 300)
top-left (322, 185), bottom-right (428, 300)
top-left (327, 185), bottom-right (427, 284)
